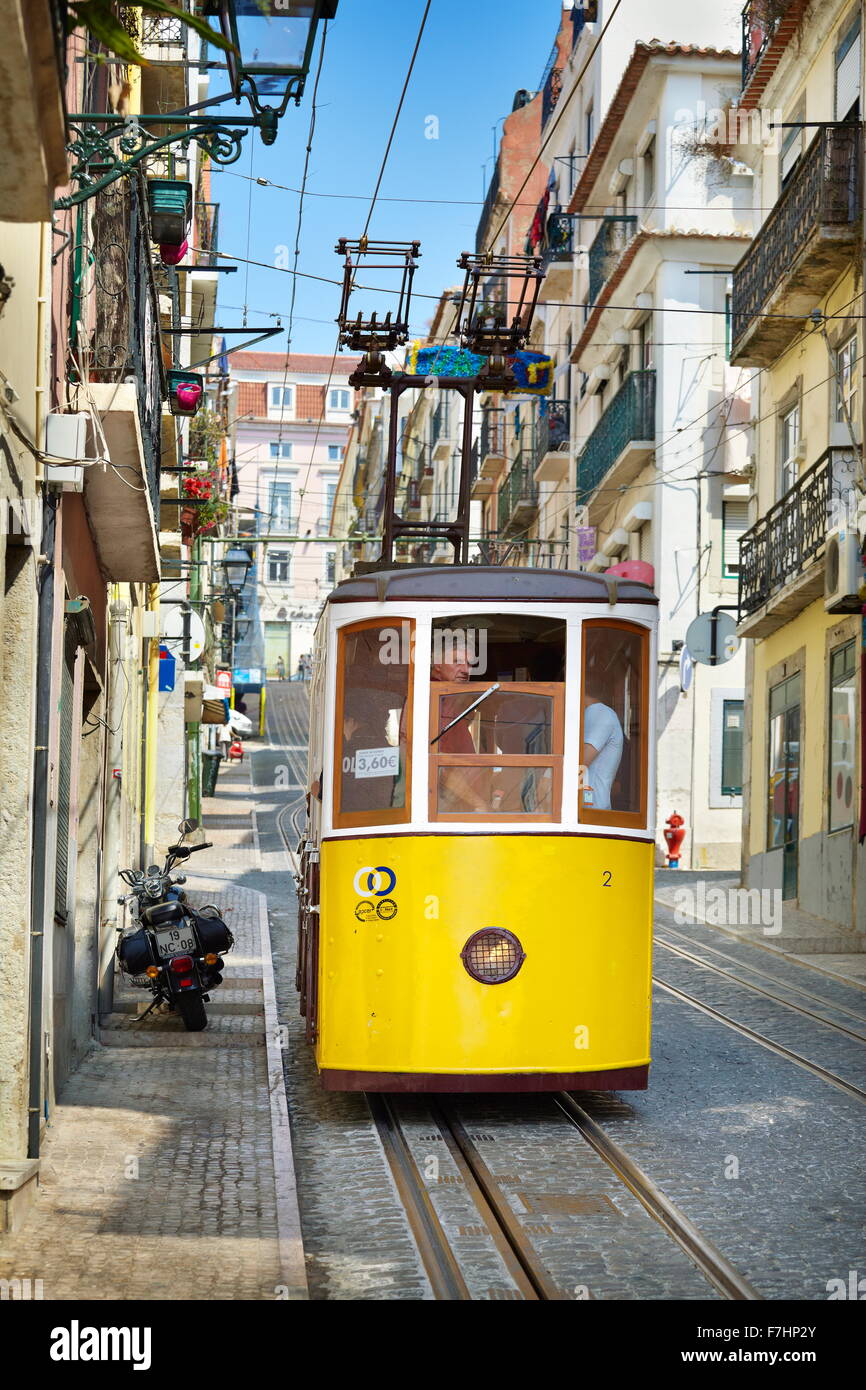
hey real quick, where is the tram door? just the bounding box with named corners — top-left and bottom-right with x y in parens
top-left (768, 673), bottom-right (800, 901)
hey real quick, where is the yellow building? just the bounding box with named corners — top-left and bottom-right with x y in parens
top-left (732, 0), bottom-right (864, 925)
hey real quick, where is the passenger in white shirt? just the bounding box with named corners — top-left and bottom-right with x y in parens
top-left (582, 685), bottom-right (623, 811)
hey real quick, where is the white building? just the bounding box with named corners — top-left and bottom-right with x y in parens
top-left (229, 351), bottom-right (360, 676)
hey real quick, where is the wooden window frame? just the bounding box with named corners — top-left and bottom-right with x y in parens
top-left (579, 618), bottom-right (650, 830)
top-left (332, 618), bottom-right (414, 830)
top-left (428, 681), bottom-right (564, 824)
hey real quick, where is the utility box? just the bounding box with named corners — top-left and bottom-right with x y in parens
top-left (44, 412), bottom-right (91, 492)
top-left (183, 671), bottom-right (204, 723)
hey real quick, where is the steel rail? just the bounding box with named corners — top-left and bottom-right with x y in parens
top-left (554, 1093), bottom-right (762, 1301)
top-left (654, 978), bottom-right (866, 1105)
top-left (655, 937), bottom-right (866, 1044)
top-left (367, 1094), bottom-right (472, 1301)
top-left (655, 921), bottom-right (866, 1024)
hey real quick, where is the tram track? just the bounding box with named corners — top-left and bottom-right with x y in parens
top-left (655, 936), bottom-right (866, 1044)
top-left (655, 920), bottom-right (866, 1027)
top-left (653, 976), bottom-right (866, 1105)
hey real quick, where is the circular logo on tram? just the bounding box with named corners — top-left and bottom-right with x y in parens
top-left (354, 901), bottom-right (376, 922)
top-left (376, 898), bottom-right (398, 920)
top-left (353, 865), bottom-right (397, 898)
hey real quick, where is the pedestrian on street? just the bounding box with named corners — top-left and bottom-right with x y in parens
top-left (275, 655), bottom-right (286, 681)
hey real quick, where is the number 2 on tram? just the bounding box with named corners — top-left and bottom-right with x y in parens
top-left (297, 567), bottom-right (659, 1092)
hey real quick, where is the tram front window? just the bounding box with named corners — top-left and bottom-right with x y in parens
top-left (580, 620), bottom-right (648, 825)
top-left (429, 616), bottom-right (565, 821)
top-left (334, 620), bottom-right (413, 828)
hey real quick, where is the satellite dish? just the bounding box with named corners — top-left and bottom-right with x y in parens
top-left (162, 605), bottom-right (205, 662)
top-left (686, 611), bottom-right (740, 666)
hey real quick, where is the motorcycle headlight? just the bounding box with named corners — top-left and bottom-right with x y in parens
top-left (145, 877), bottom-right (162, 897)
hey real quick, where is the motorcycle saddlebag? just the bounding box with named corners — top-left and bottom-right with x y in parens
top-left (193, 913), bottom-right (234, 955)
top-left (117, 927), bottom-right (155, 976)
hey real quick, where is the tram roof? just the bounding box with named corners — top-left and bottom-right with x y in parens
top-left (327, 566), bottom-right (658, 607)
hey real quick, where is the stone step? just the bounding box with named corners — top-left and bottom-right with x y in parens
top-left (109, 990), bottom-right (262, 1018)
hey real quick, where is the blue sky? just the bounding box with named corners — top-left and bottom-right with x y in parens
top-left (211, 0), bottom-right (561, 357)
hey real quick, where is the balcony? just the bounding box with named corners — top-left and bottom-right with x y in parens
top-left (741, 1), bottom-right (807, 100)
top-left (497, 451), bottom-right (538, 535)
top-left (404, 478), bottom-right (423, 520)
top-left (195, 202), bottom-right (220, 268)
top-left (540, 214), bottom-right (579, 300)
top-left (542, 65), bottom-right (563, 129)
top-left (577, 371), bottom-right (655, 513)
top-left (140, 6), bottom-right (188, 114)
top-left (432, 399), bottom-right (451, 460)
top-left (480, 408), bottom-right (508, 479)
top-left (588, 216), bottom-right (637, 305)
top-left (533, 400), bottom-right (570, 484)
top-left (738, 447), bottom-right (859, 636)
top-left (730, 125), bottom-right (862, 366)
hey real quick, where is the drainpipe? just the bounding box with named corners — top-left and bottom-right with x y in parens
top-left (27, 493), bottom-right (56, 1159)
top-left (97, 597), bottom-right (129, 1017)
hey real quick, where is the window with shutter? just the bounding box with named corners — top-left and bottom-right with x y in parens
top-left (722, 500), bottom-right (749, 577)
top-left (836, 12), bottom-right (861, 121)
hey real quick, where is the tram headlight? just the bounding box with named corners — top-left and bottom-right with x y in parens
top-left (460, 928), bottom-right (525, 985)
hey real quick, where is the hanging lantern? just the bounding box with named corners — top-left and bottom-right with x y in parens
top-left (147, 180), bottom-right (193, 246)
top-left (168, 370), bottom-right (204, 418)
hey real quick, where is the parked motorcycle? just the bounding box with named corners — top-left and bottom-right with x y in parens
top-left (115, 819), bottom-right (234, 1032)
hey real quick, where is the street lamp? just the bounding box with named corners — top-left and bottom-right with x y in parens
top-left (205, 1), bottom-right (339, 142)
top-left (221, 546), bottom-right (253, 595)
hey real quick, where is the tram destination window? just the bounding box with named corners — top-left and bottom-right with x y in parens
top-left (580, 620), bottom-right (649, 827)
top-left (333, 620), bottom-right (413, 828)
top-left (429, 615), bottom-right (565, 822)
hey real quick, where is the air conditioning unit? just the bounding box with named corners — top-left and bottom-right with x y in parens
top-left (825, 526), bottom-right (863, 613)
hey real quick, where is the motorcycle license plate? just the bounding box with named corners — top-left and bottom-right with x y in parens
top-left (154, 925), bottom-right (198, 960)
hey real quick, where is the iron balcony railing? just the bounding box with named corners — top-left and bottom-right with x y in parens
top-left (577, 370), bottom-right (656, 501)
top-left (432, 398), bottom-right (450, 445)
top-left (543, 213), bottom-right (578, 268)
top-left (481, 408), bottom-right (507, 460)
top-left (195, 201), bottom-right (220, 266)
top-left (497, 450), bottom-right (538, 534)
top-left (542, 66), bottom-right (563, 129)
top-left (731, 124), bottom-right (862, 355)
top-left (588, 216), bottom-right (637, 304)
top-left (533, 400), bottom-right (570, 469)
top-left (741, 0), bottom-right (793, 91)
top-left (91, 179), bottom-right (163, 517)
top-left (738, 449), bottom-right (834, 617)
top-left (142, 12), bottom-right (185, 45)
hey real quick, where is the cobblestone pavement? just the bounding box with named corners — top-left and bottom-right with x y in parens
top-left (260, 683), bottom-right (866, 1301)
top-left (0, 805), bottom-right (304, 1300)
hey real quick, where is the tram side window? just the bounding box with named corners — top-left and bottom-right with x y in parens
top-left (334, 620), bottom-right (413, 828)
top-left (580, 621), bottom-right (648, 825)
top-left (429, 615), bottom-right (565, 821)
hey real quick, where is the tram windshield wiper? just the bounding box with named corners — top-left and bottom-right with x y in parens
top-left (430, 683), bottom-right (500, 746)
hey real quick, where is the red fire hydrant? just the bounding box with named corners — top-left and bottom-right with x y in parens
top-left (663, 811), bottom-right (686, 868)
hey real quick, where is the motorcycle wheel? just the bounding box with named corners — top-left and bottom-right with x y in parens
top-left (177, 994), bottom-right (208, 1032)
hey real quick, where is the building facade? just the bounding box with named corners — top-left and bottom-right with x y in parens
top-left (732, 0), bottom-right (866, 927)
top-left (229, 352), bottom-right (360, 677)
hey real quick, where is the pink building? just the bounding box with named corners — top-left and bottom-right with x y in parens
top-left (229, 351), bottom-right (360, 676)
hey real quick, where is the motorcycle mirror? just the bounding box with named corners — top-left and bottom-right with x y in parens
top-left (179, 818), bottom-right (198, 834)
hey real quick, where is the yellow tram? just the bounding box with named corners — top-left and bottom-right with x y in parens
top-left (297, 564), bottom-right (659, 1092)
